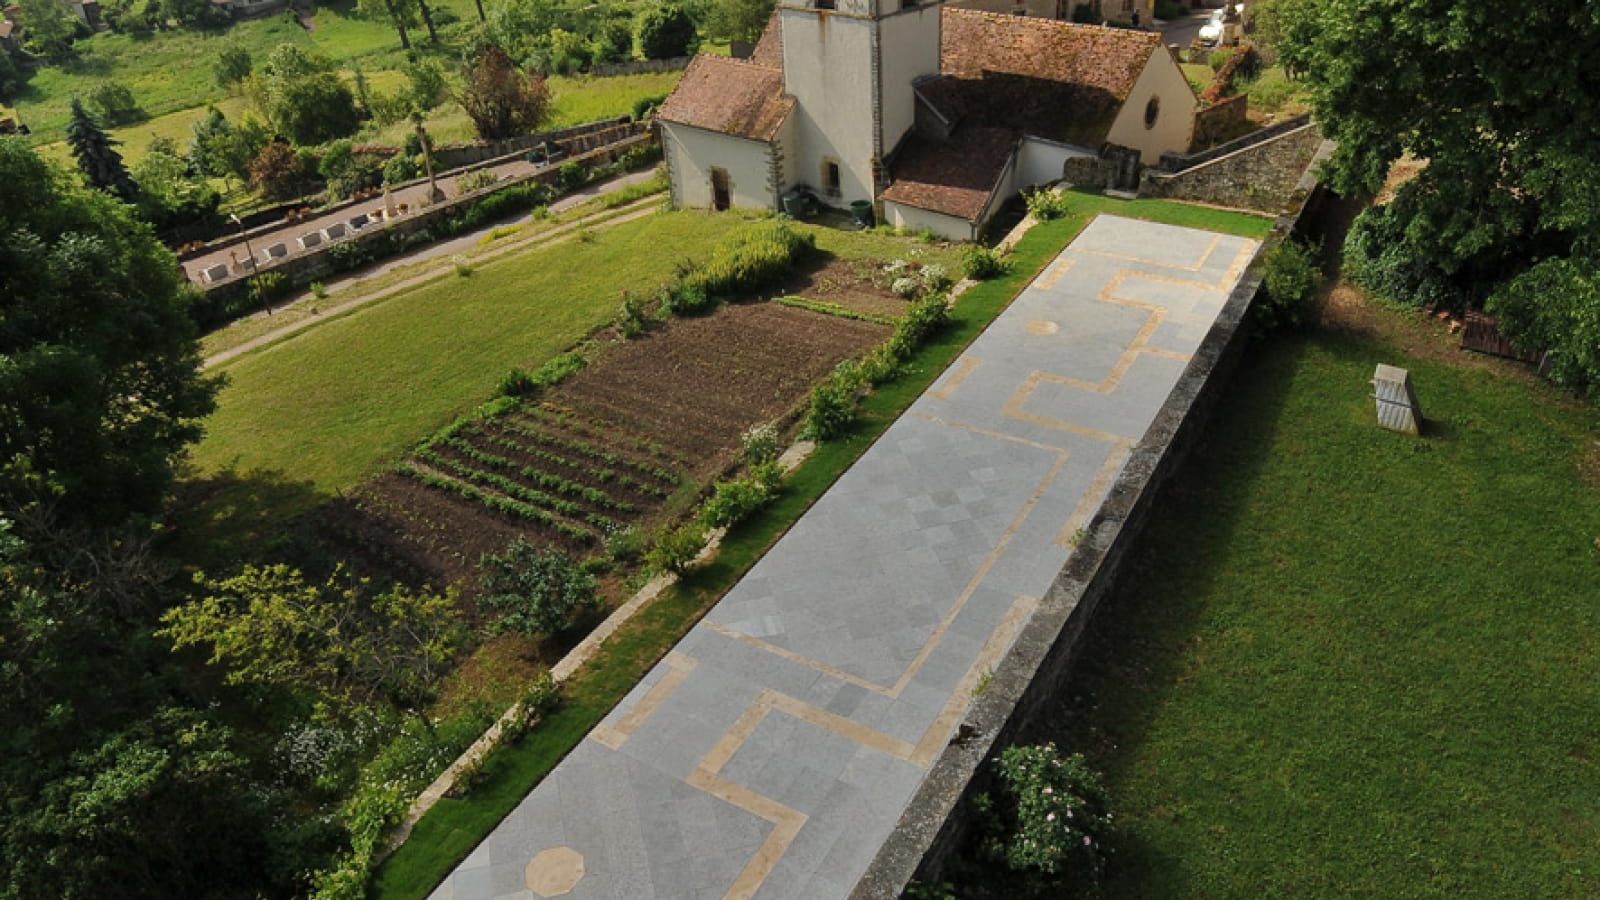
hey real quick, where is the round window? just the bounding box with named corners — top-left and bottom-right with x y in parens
top-left (1144, 96), bottom-right (1160, 129)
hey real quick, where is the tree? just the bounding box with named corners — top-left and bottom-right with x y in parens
top-left (132, 145), bottom-right (220, 230)
top-left (247, 137), bottom-right (312, 200)
top-left (65, 98), bottom-right (139, 201)
top-left (704, 0), bottom-right (772, 45)
top-left (357, 0), bottom-right (414, 50)
top-left (213, 45), bottom-right (252, 88)
top-left (255, 44), bottom-right (361, 146)
top-left (636, 3), bottom-right (696, 60)
top-left (160, 564), bottom-right (467, 713)
top-left (87, 80), bottom-right (142, 126)
top-left (457, 43), bottom-right (550, 140)
top-left (0, 140), bottom-right (216, 534)
top-left (476, 539), bottom-right (598, 636)
top-left (0, 47), bottom-right (25, 105)
top-left (1282, 0), bottom-right (1600, 389)
top-left (17, 0), bottom-right (77, 57)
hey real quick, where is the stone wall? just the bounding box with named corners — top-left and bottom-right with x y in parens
top-left (431, 117), bottom-right (634, 170)
top-left (590, 56), bottom-right (691, 77)
top-left (850, 140), bottom-right (1336, 900)
top-left (1191, 94), bottom-right (1248, 149)
top-left (1140, 121), bottom-right (1322, 213)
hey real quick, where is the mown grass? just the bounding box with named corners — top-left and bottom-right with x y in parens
top-left (1009, 315), bottom-right (1600, 898)
top-left (368, 196), bottom-right (1270, 900)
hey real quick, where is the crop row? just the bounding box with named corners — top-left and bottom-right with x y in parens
top-left (438, 437), bottom-right (639, 513)
top-left (396, 463), bottom-right (596, 545)
top-left (522, 404), bottom-right (682, 465)
top-left (414, 451), bottom-right (623, 533)
top-left (472, 429), bottom-right (673, 499)
top-left (494, 418), bottom-right (680, 485)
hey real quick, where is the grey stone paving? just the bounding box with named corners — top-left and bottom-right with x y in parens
top-left (426, 215), bottom-right (1258, 900)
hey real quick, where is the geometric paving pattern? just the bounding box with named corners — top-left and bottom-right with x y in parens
top-left (426, 215), bottom-right (1258, 900)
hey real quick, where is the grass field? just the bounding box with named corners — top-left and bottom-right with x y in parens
top-left (1010, 304), bottom-right (1600, 897)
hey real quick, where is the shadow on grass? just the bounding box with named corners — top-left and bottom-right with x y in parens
top-left (167, 464), bottom-right (328, 572)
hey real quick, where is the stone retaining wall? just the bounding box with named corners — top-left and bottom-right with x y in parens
top-left (850, 140), bottom-right (1336, 900)
top-left (1191, 94), bottom-right (1249, 149)
top-left (1141, 121), bottom-right (1322, 213)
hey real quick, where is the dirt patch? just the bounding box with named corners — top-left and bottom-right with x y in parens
top-left (555, 301), bottom-right (888, 461)
top-left (770, 256), bottom-right (914, 321)
top-left (1318, 281), bottom-right (1546, 382)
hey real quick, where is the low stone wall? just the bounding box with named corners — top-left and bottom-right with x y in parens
top-left (851, 142), bottom-right (1335, 900)
top-left (196, 133), bottom-right (655, 310)
top-left (1140, 121), bottom-right (1322, 213)
top-left (431, 116), bottom-right (633, 170)
top-left (1191, 94), bottom-right (1249, 149)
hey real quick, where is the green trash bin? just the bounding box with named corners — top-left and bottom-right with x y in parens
top-left (849, 199), bottom-right (874, 227)
top-left (782, 189), bottom-right (806, 218)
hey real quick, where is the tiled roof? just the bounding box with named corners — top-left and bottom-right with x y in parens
top-left (749, 10), bottom-right (783, 68)
top-left (880, 127), bottom-right (1019, 220)
top-left (942, 8), bottom-right (1159, 99)
top-left (658, 55), bottom-right (794, 142)
top-left (936, 9), bottom-right (1161, 146)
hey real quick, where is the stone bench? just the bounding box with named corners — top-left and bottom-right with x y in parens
top-left (297, 232), bottom-right (322, 250)
top-left (323, 222), bottom-right (347, 240)
top-left (348, 213), bottom-right (370, 230)
top-left (264, 242), bottom-right (289, 259)
top-left (202, 263), bottom-right (230, 283)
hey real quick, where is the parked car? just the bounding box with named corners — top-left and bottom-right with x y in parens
top-left (1198, 3), bottom-right (1242, 46)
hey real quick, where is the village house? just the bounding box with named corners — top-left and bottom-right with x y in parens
top-left (657, 0), bottom-right (1196, 239)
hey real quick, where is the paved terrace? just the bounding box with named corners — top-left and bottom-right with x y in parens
top-left (428, 215), bottom-right (1259, 900)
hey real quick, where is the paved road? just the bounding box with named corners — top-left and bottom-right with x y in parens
top-left (1158, 7), bottom-right (1219, 48)
top-left (424, 214), bottom-right (1258, 900)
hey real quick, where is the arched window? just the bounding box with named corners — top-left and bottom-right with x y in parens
top-left (1144, 95), bottom-right (1160, 129)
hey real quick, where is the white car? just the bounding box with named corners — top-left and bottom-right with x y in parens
top-left (1197, 4), bottom-right (1241, 46)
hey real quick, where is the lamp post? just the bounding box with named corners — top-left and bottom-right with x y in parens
top-left (231, 212), bottom-right (270, 315)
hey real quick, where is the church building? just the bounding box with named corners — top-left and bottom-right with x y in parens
top-left (656, 1), bottom-right (1198, 239)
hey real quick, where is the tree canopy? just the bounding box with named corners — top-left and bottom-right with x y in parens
top-left (457, 44), bottom-right (550, 140)
top-left (0, 138), bottom-right (217, 534)
top-left (65, 98), bottom-right (139, 201)
top-left (1282, 0), bottom-right (1600, 390)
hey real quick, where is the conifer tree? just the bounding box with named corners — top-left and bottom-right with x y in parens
top-left (65, 97), bottom-right (138, 202)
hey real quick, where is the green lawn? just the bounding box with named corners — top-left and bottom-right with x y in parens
top-left (1013, 315), bottom-right (1600, 897)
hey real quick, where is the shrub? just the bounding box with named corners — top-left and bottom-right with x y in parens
top-left (683, 218), bottom-right (816, 299)
top-left (632, 93), bottom-right (670, 121)
top-left (700, 477), bottom-right (774, 528)
top-left (604, 526), bottom-right (645, 563)
top-left (1070, 2), bottom-right (1096, 23)
top-left (1024, 187), bottom-right (1070, 221)
top-left (383, 152), bottom-right (419, 185)
top-left (477, 538), bottom-right (599, 636)
top-left (975, 743), bottom-right (1112, 892)
top-left (645, 520), bottom-right (706, 575)
top-left (1253, 236), bottom-right (1320, 332)
top-left (962, 246), bottom-right (1011, 280)
top-left (557, 160), bottom-right (587, 192)
top-left (1343, 203), bottom-right (1459, 310)
top-left (660, 279), bottom-right (713, 316)
top-left (88, 81), bottom-right (142, 126)
top-left (803, 359), bottom-right (865, 441)
top-left (248, 270), bottom-right (291, 307)
top-left (213, 46), bottom-right (252, 88)
top-left (453, 254), bottom-right (474, 277)
top-left (310, 281), bottom-right (328, 299)
top-left (892, 275), bottom-right (922, 298)
top-left (637, 3), bottom-right (696, 59)
top-left (1154, 0), bottom-right (1186, 19)
top-left (616, 289), bottom-right (649, 337)
top-left (1208, 47), bottom-right (1233, 71)
top-left (740, 422), bottom-right (780, 464)
top-left (456, 167), bottom-right (499, 194)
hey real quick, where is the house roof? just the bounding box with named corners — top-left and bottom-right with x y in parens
top-left (880, 126), bottom-right (1019, 221)
top-left (749, 9), bottom-right (783, 68)
top-left (931, 9), bottom-right (1161, 146)
top-left (657, 54), bottom-right (793, 142)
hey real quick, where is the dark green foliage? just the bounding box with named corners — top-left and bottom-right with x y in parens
top-left (1253, 236), bottom-right (1320, 333)
top-left (962, 245), bottom-right (1011, 280)
top-left (0, 138), bottom-right (215, 531)
top-left (703, 0), bottom-right (773, 44)
top-left (86, 81), bottom-right (142, 126)
top-left (1342, 201), bottom-right (1459, 311)
top-left (970, 744), bottom-right (1112, 894)
top-left (1487, 255), bottom-right (1600, 393)
top-left (659, 279), bottom-right (712, 315)
top-left (636, 3), bottom-right (695, 59)
top-left (477, 538), bottom-right (599, 635)
top-left (214, 45), bottom-right (253, 87)
top-left (631, 93), bottom-right (668, 122)
top-left (383, 152), bottom-right (420, 184)
top-left (258, 44), bottom-right (361, 146)
top-left (65, 98), bottom-right (139, 201)
top-left (1154, 0), bottom-right (1186, 20)
top-left (248, 138), bottom-right (314, 201)
top-left (0, 48), bottom-right (23, 105)
top-left (497, 352), bottom-right (583, 397)
top-left (1070, 2), bottom-right (1096, 23)
top-left (700, 477), bottom-right (774, 528)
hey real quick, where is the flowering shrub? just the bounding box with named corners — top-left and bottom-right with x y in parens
top-left (977, 743), bottom-right (1112, 890)
top-left (740, 422), bottom-right (780, 464)
top-left (962, 246), bottom-right (1011, 280)
top-left (1024, 187), bottom-right (1071, 221)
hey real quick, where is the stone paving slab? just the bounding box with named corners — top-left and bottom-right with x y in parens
top-left (426, 215), bottom-right (1258, 900)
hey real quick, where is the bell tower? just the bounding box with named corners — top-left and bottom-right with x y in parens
top-left (776, 0), bottom-right (942, 203)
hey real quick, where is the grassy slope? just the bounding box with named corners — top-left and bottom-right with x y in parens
top-left (1023, 322), bottom-right (1600, 897)
top-left (370, 197), bottom-right (1270, 900)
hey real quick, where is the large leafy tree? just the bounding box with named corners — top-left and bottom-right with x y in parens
top-left (457, 44), bottom-right (550, 140)
top-left (0, 138), bottom-right (217, 534)
top-left (64, 98), bottom-right (139, 201)
top-left (254, 44), bottom-right (361, 146)
top-left (1282, 0), bottom-right (1600, 390)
